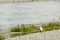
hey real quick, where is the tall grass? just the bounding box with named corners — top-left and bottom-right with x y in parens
top-left (10, 24), bottom-right (40, 37)
top-left (42, 22), bottom-right (60, 31)
top-left (10, 22), bottom-right (60, 37)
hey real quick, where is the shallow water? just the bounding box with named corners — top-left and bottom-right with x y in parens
top-left (0, 2), bottom-right (60, 29)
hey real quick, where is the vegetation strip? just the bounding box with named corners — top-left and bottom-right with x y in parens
top-left (0, 22), bottom-right (60, 39)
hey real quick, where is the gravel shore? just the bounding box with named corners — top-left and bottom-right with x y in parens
top-left (5, 30), bottom-right (60, 40)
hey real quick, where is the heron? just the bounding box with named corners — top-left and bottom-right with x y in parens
top-left (40, 25), bottom-right (43, 32)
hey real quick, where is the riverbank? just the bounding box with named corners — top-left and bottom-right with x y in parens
top-left (5, 30), bottom-right (60, 40)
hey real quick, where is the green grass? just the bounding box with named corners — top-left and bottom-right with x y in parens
top-left (0, 22), bottom-right (60, 38)
top-left (0, 36), bottom-right (5, 40)
top-left (10, 22), bottom-right (60, 37)
top-left (10, 24), bottom-right (40, 37)
top-left (42, 22), bottom-right (60, 31)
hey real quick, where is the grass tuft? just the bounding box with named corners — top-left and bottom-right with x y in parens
top-left (0, 36), bottom-right (5, 40)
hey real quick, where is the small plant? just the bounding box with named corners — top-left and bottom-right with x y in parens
top-left (0, 36), bottom-right (5, 40)
top-left (32, 0), bottom-right (34, 1)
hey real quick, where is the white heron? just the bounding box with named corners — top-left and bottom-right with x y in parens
top-left (40, 25), bottom-right (43, 32)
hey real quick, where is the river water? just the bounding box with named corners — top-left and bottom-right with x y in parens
top-left (0, 1), bottom-right (60, 29)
